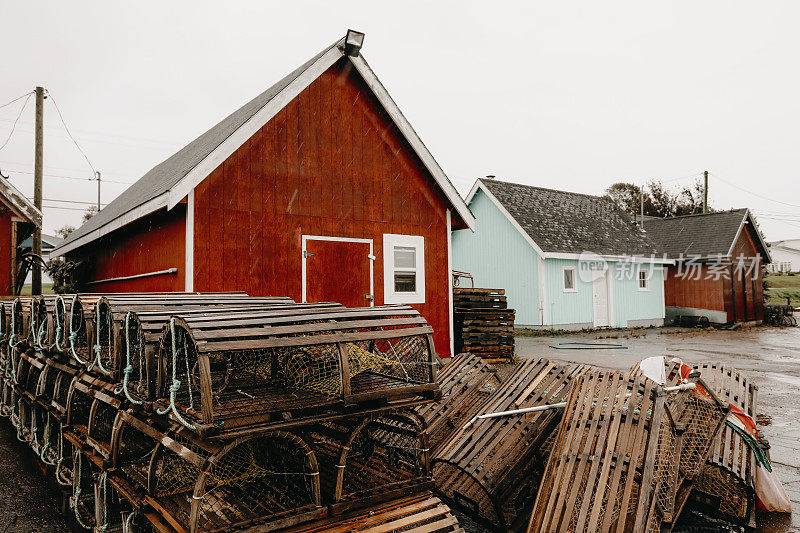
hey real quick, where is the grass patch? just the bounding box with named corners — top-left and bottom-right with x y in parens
top-left (764, 273), bottom-right (800, 289)
top-left (20, 283), bottom-right (54, 296)
top-left (764, 274), bottom-right (800, 306)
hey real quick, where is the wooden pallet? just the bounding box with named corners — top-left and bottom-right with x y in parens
top-left (433, 359), bottom-right (585, 531)
top-left (453, 288), bottom-right (508, 310)
top-left (416, 354), bottom-right (500, 455)
top-left (453, 291), bottom-right (516, 363)
top-left (690, 363), bottom-right (759, 526)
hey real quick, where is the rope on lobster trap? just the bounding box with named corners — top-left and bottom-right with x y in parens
top-left (156, 318), bottom-right (196, 431)
top-left (69, 294), bottom-right (91, 366)
top-left (92, 304), bottom-right (112, 376)
top-left (114, 312), bottom-right (143, 405)
top-left (55, 429), bottom-right (73, 487)
top-left (71, 451), bottom-right (94, 530)
top-left (40, 411), bottom-right (56, 465)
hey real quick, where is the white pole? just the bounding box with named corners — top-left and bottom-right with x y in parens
top-left (461, 383), bottom-right (695, 429)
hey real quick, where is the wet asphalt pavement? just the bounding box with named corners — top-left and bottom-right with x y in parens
top-left (0, 420), bottom-right (70, 532)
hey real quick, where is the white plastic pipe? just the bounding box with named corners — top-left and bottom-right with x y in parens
top-left (460, 382), bottom-right (695, 430)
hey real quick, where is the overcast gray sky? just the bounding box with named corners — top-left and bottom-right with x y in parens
top-left (2, 1), bottom-right (799, 240)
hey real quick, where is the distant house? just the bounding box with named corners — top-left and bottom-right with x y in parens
top-left (767, 239), bottom-right (800, 273)
top-left (644, 209), bottom-right (771, 324)
top-left (20, 233), bottom-right (64, 260)
top-left (452, 178), bottom-right (671, 329)
top-left (0, 178), bottom-right (42, 294)
top-left (49, 30), bottom-right (475, 357)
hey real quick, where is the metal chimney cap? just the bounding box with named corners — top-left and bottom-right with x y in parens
top-left (345, 30), bottom-right (365, 57)
top-left (484, 175), bottom-right (496, 180)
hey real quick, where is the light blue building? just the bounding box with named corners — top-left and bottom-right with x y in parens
top-left (452, 178), bottom-right (672, 329)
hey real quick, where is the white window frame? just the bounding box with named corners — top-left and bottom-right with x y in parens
top-left (562, 266), bottom-right (577, 292)
top-left (383, 234), bottom-right (425, 304)
top-left (637, 266), bottom-right (651, 291)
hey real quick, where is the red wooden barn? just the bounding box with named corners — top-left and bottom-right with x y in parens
top-left (644, 209), bottom-right (771, 324)
top-left (50, 30), bottom-right (475, 357)
top-left (0, 177), bottom-right (42, 295)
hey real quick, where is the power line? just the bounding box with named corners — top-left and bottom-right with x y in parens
top-left (0, 91), bottom-right (34, 111)
top-left (28, 197), bottom-right (107, 206)
top-left (711, 173), bottom-right (800, 209)
top-left (1, 167), bottom-right (134, 185)
top-left (45, 89), bottom-right (97, 175)
top-left (0, 92), bottom-right (33, 153)
top-left (41, 204), bottom-right (93, 212)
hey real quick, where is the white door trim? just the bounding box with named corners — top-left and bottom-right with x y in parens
top-left (592, 271), bottom-right (610, 328)
top-left (446, 209), bottom-right (454, 357)
top-left (301, 235), bottom-right (374, 306)
top-left (184, 189), bottom-right (194, 292)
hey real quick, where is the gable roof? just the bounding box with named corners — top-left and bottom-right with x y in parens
top-left (468, 178), bottom-right (664, 258)
top-left (643, 209), bottom-right (771, 262)
top-left (52, 31), bottom-right (474, 256)
top-left (0, 177), bottom-right (42, 227)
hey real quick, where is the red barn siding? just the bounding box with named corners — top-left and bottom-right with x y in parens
top-left (0, 210), bottom-right (12, 295)
top-left (73, 206), bottom-right (186, 293)
top-left (193, 58), bottom-right (453, 355)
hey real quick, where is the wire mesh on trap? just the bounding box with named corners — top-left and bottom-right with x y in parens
top-left (303, 409), bottom-right (429, 506)
top-left (159, 433), bottom-right (321, 532)
top-left (156, 317), bottom-right (433, 428)
top-left (692, 464), bottom-right (750, 521)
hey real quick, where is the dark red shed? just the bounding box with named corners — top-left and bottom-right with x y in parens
top-left (0, 177), bottom-right (42, 295)
top-left (51, 30), bottom-right (475, 357)
top-left (645, 209), bottom-right (771, 324)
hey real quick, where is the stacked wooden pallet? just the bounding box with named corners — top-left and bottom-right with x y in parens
top-left (453, 288), bottom-right (515, 363)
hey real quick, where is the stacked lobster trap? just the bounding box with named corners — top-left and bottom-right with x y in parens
top-left (527, 365), bottom-right (729, 533)
top-left (0, 292), bottom-right (464, 533)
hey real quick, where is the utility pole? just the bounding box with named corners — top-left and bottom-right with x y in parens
top-left (32, 86), bottom-right (44, 296)
top-left (703, 170), bottom-right (709, 213)
top-left (95, 171), bottom-right (101, 210)
top-left (640, 187), bottom-right (644, 227)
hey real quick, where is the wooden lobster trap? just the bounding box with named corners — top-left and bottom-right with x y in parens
top-left (90, 295), bottom-right (298, 381)
top-left (153, 306), bottom-right (439, 435)
top-left (433, 359), bottom-right (583, 532)
top-left (109, 413), bottom-right (325, 533)
top-left (689, 363), bottom-right (759, 525)
top-left (278, 491), bottom-right (464, 533)
top-left (528, 371), bottom-right (686, 533)
top-left (415, 353), bottom-right (500, 456)
top-left (300, 409), bottom-right (432, 514)
top-left (647, 360), bottom-right (731, 524)
top-left (93, 296), bottom-right (313, 405)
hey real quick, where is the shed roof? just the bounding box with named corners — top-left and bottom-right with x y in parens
top-left (0, 178), bottom-right (42, 227)
top-left (53, 31), bottom-right (474, 256)
top-left (471, 178), bottom-right (660, 257)
top-left (643, 209), bottom-right (771, 261)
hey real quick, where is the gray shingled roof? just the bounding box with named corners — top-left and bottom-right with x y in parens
top-left (57, 39), bottom-right (340, 251)
top-left (479, 178), bottom-right (659, 256)
top-left (642, 209), bottom-right (758, 259)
